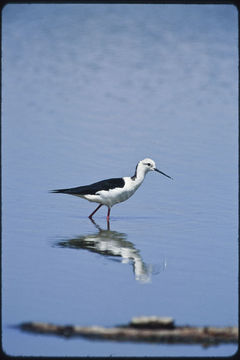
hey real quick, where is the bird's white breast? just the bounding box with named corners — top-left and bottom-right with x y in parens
top-left (80, 177), bottom-right (142, 207)
top-left (97, 177), bottom-right (143, 207)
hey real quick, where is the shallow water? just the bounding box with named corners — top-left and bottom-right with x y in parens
top-left (2, 3), bottom-right (238, 357)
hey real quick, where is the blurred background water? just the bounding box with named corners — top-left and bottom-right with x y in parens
top-left (2, 3), bottom-right (238, 357)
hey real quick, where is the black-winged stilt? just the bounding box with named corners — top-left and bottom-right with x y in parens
top-left (51, 158), bottom-right (172, 221)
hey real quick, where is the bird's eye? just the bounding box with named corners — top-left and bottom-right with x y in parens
top-left (147, 163), bottom-right (151, 166)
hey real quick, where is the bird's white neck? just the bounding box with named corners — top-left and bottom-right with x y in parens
top-left (131, 163), bottom-right (149, 185)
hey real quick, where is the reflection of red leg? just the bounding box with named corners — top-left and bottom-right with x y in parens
top-left (88, 204), bottom-right (102, 219)
top-left (107, 207), bottom-right (111, 222)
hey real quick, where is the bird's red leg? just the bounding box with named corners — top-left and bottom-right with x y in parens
top-left (107, 207), bottom-right (111, 222)
top-left (88, 204), bottom-right (102, 219)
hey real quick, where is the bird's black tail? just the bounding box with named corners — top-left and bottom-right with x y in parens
top-left (49, 189), bottom-right (68, 194)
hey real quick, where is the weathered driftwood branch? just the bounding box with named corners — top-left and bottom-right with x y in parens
top-left (19, 316), bottom-right (238, 346)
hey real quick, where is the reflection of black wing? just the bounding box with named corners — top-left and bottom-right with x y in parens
top-left (51, 177), bottom-right (125, 196)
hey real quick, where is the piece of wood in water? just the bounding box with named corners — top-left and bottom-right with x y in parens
top-left (18, 317), bottom-right (238, 346)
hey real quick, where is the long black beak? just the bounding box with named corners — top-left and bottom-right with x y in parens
top-left (154, 168), bottom-right (172, 179)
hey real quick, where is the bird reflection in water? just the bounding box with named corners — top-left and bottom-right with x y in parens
top-left (56, 219), bottom-right (166, 283)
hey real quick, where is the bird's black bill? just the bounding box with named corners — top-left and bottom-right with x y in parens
top-left (154, 168), bottom-right (172, 179)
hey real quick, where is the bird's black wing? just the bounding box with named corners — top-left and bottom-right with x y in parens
top-left (51, 177), bottom-right (125, 196)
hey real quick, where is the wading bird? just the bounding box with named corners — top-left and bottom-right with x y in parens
top-left (51, 158), bottom-right (172, 221)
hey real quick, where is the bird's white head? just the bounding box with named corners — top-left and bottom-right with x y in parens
top-left (136, 158), bottom-right (172, 179)
top-left (138, 158), bottom-right (157, 173)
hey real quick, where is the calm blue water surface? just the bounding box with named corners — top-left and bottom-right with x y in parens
top-left (2, 4), bottom-right (238, 357)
